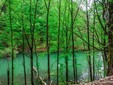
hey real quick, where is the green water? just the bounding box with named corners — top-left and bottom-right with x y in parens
top-left (0, 51), bottom-right (103, 85)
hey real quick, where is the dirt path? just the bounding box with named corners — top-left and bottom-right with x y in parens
top-left (77, 75), bottom-right (113, 85)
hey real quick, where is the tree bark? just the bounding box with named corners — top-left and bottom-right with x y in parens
top-left (65, 1), bottom-right (69, 84)
top-left (107, 1), bottom-right (113, 76)
top-left (43, 0), bottom-right (51, 84)
top-left (8, 0), bottom-right (14, 84)
top-left (70, 0), bottom-right (77, 83)
top-left (57, 0), bottom-right (61, 85)
top-left (21, 0), bottom-right (27, 84)
top-left (86, 0), bottom-right (92, 81)
top-left (7, 64), bottom-right (10, 85)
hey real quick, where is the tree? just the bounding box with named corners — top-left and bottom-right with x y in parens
top-left (107, 0), bottom-right (113, 76)
top-left (86, 0), bottom-right (93, 81)
top-left (43, 0), bottom-right (51, 84)
top-left (21, 0), bottom-right (27, 84)
top-left (8, 0), bottom-right (14, 84)
top-left (56, 0), bottom-right (61, 85)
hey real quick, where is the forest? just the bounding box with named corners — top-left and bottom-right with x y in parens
top-left (0, 0), bottom-right (113, 85)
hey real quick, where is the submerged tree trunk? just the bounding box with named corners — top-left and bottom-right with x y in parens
top-left (7, 62), bottom-right (10, 85)
top-left (107, 1), bottom-right (113, 76)
top-left (7, 69), bottom-right (10, 85)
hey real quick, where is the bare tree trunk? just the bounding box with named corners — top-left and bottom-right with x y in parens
top-left (107, 1), bottom-right (113, 76)
top-left (21, 0), bottom-right (27, 84)
top-left (7, 69), bottom-right (10, 85)
top-left (43, 0), bottom-right (51, 84)
top-left (57, 0), bottom-right (61, 85)
top-left (22, 31), bottom-right (27, 85)
top-left (29, 0), bottom-right (34, 84)
top-left (29, 0), bottom-right (38, 84)
top-left (8, 0), bottom-right (14, 84)
top-left (86, 0), bottom-right (92, 81)
top-left (92, 7), bottom-right (95, 81)
top-left (34, 40), bottom-right (39, 79)
top-left (103, 29), bottom-right (107, 77)
top-left (33, 0), bottom-right (39, 81)
top-left (70, 0), bottom-right (77, 83)
top-left (65, 0), bottom-right (69, 84)
top-left (102, 0), bottom-right (107, 75)
top-left (7, 61), bottom-right (10, 85)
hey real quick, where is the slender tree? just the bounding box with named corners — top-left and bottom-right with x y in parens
top-left (43, 0), bottom-right (51, 84)
top-left (101, 0), bottom-right (107, 76)
top-left (92, 6), bottom-right (95, 80)
top-left (86, 0), bottom-right (92, 81)
top-left (57, 0), bottom-right (61, 85)
top-left (7, 69), bottom-right (10, 85)
top-left (65, 0), bottom-right (69, 84)
top-left (33, 0), bottom-right (39, 80)
top-left (34, 40), bottom-right (39, 78)
top-left (8, 0), bottom-right (14, 84)
top-left (21, 0), bottom-right (27, 84)
top-left (29, 0), bottom-right (34, 84)
top-left (29, 0), bottom-right (38, 84)
top-left (7, 61), bottom-right (10, 85)
top-left (70, 0), bottom-right (77, 83)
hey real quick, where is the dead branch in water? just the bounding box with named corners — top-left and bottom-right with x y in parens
top-left (33, 66), bottom-right (52, 85)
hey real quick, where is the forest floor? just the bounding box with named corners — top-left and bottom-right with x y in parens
top-left (77, 75), bottom-right (113, 85)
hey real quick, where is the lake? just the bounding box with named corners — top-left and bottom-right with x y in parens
top-left (0, 51), bottom-right (104, 85)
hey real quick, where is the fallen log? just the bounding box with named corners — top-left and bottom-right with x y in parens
top-left (33, 66), bottom-right (52, 85)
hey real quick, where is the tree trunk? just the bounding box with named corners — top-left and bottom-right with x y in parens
top-left (107, 1), bottom-right (113, 76)
top-left (57, 0), bottom-right (61, 85)
top-left (7, 64), bottom-right (10, 85)
top-left (70, 0), bottom-right (77, 83)
top-left (86, 0), bottom-right (92, 81)
top-left (21, 1), bottom-right (27, 84)
top-left (8, 0), bottom-right (14, 84)
top-left (43, 0), bottom-right (51, 84)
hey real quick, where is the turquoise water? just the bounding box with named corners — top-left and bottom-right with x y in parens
top-left (0, 51), bottom-right (103, 85)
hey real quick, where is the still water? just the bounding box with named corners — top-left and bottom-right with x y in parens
top-left (0, 51), bottom-right (104, 85)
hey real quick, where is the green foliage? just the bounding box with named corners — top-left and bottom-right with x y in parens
top-left (0, 47), bottom-right (18, 58)
top-left (0, 0), bottom-right (107, 55)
